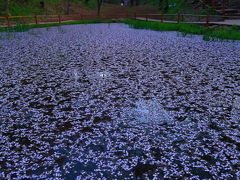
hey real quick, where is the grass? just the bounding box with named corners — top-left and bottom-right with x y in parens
top-left (124, 19), bottom-right (204, 33)
top-left (204, 26), bottom-right (240, 40)
top-left (0, 18), bottom-right (240, 41)
top-left (124, 19), bottom-right (240, 40)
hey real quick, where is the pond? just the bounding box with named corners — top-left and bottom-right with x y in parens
top-left (0, 24), bottom-right (239, 179)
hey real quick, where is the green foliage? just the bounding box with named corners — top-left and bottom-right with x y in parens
top-left (140, 0), bottom-right (193, 14)
top-left (204, 26), bottom-right (240, 40)
top-left (0, 23), bottom-right (30, 33)
top-left (82, 0), bottom-right (97, 9)
top-left (9, 1), bottom-right (43, 16)
top-left (124, 19), bottom-right (204, 33)
top-left (167, 0), bottom-right (190, 14)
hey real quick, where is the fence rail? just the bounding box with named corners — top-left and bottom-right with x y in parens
top-left (0, 13), bottom-right (240, 28)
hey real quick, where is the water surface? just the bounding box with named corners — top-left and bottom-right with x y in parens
top-left (0, 24), bottom-right (239, 179)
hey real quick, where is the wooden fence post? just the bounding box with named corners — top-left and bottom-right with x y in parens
top-left (146, 14), bottom-right (148, 21)
top-left (205, 15), bottom-right (209, 27)
top-left (198, 15), bottom-right (201, 22)
top-left (202, 0), bottom-right (205, 8)
top-left (134, 12), bottom-right (136, 19)
top-left (58, 15), bottom-right (61, 24)
top-left (161, 14), bottom-right (164, 22)
top-left (6, 16), bottom-right (10, 27)
top-left (21, 16), bottom-right (25, 25)
top-left (35, 14), bottom-right (38, 24)
top-left (221, 0), bottom-right (225, 15)
top-left (211, 0), bottom-right (215, 9)
top-left (177, 13), bottom-right (180, 23)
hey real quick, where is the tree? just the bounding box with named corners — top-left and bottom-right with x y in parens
top-left (159, 0), bottom-right (169, 12)
top-left (2, 0), bottom-right (10, 15)
top-left (135, 0), bottom-right (139, 6)
top-left (130, 0), bottom-right (139, 6)
top-left (130, 0), bottom-right (134, 6)
top-left (97, 0), bottom-right (103, 16)
top-left (65, 0), bottom-right (71, 15)
top-left (16, 0), bottom-right (28, 4)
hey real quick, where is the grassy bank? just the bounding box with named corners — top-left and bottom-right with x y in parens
top-left (1, 19), bottom-right (240, 41)
top-left (124, 19), bottom-right (240, 40)
top-left (124, 19), bottom-right (204, 34)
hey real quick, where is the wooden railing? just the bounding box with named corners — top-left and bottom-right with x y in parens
top-left (0, 13), bottom-right (239, 28)
top-left (0, 13), bottom-right (133, 27)
top-left (135, 13), bottom-right (240, 27)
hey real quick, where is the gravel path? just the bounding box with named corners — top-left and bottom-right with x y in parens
top-left (0, 24), bottom-right (239, 179)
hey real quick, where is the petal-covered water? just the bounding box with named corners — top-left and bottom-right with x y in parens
top-left (0, 24), bottom-right (239, 179)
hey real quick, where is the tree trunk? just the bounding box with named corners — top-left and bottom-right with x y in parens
top-left (130, 0), bottom-right (134, 6)
top-left (66, 0), bottom-right (70, 15)
top-left (159, 0), bottom-right (163, 10)
top-left (135, 0), bottom-right (139, 6)
top-left (3, 0), bottom-right (10, 15)
top-left (164, 0), bottom-right (169, 11)
top-left (97, 0), bottom-right (102, 16)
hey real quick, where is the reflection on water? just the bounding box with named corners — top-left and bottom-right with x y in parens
top-left (98, 71), bottom-right (111, 78)
top-left (73, 69), bottom-right (80, 83)
top-left (231, 96), bottom-right (240, 121)
top-left (129, 99), bottom-right (174, 125)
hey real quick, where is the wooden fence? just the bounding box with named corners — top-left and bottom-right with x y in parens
top-left (136, 13), bottom-right (240, 27)
top-left (0, 13), bottom-right (135, 27)
top-left (0, 13), bottom-right (239, 28)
